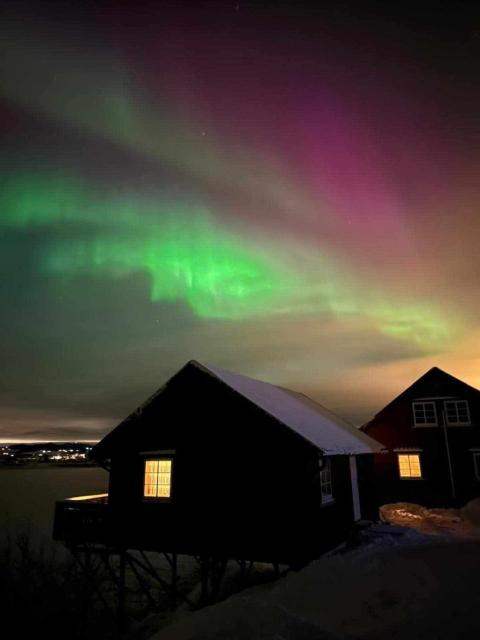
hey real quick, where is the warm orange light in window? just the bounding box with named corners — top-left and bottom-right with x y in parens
top-left (398, 454), bottom-right (422, 478)
top-left (144, 459), bottom-right (172, 498)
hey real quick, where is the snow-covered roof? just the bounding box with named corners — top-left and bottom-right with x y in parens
top-left (197, 362), bottom-right (383, 455)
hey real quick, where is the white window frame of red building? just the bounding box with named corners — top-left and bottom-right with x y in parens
top-left (444, 400), bottom-right (471, 426)
top-left (412, 401), bottom-right (438, 427)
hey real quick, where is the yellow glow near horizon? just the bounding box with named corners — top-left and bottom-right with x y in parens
top-left (144, 459), bottom-right (172, 498)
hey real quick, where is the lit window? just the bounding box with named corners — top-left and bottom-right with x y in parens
top-left (144, 459), bottom-right (172, 499)
top-left (412, 402), bottom-right (437, 426)
top-left (319, 458), bottom-right (334, 504)
top-left (444, 400), bottom-right (471, 426)
top-left (398, 454), bottom-right (422, 478)
top-left (473, 453), bottom-right (480, 481)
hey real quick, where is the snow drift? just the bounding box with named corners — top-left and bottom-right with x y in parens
top-left (149, 531), bottom-right (480, 640)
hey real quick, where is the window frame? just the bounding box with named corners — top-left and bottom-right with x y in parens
top-left (319, 457), bottom-right (335, 506)
top-left (397, 452), bottom-right (423, 480)
top-left (444, 400), bottom-right (471, 426)
top-left (473, 453), bottom-right (480, 481)
top-left (142, 456), bottom-right (174, 502)
top-left (412, 401), bottom-right (438, 427)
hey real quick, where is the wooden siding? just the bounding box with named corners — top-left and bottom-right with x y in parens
top-left (363, 368), bottom-right (480, 507)
top-left (101, 365), bottom-right (357, 564)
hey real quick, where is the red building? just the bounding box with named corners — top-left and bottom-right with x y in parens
top-left (362, 367), bottom-right (480, 507)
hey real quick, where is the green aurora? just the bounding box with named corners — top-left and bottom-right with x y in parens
top-left (1, 170), bottom-right (454, 343)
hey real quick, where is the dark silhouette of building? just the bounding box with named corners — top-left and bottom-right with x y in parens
top-left (54, 360), bottom-right (381, 569)
top-left (362, 367), bottom-right (480, 507)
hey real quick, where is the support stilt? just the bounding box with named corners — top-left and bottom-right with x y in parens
top-left (118, 550), bottom-right (127, 634)
top-left (171, 552), bottom-right (178, 610)
top-left (65, 544), bottom-right (290, 629)
top-left (200, 555), bottom-right (210, 606)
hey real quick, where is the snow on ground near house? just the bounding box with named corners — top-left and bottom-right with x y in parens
top-left (149, 521), bottom-right (480, 640)
top-left (380, 498), bottom-right (480, 539)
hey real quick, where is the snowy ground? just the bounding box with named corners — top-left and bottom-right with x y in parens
top-left (379, 498), bottom-right (480, 539)
top-left (146, 503), bottom-right (480, 640)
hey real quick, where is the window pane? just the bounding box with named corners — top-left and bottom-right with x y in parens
top-left (145, 460), bottom-right (158, 473)
top-left (409, 456), bottom-right (422, 477)
top-left (144, 483), bottom-right (157, 497)
top-left (398, 454), bottom-right (422, 478)
top-left (424, 403), bottom-right (436, 422)
top-left (445, 400), bottom-right (470, 424)
top-left (474, 455), bottom-right (480, 479)
top-left (144, 472), bottom-right (156, 486)
top-left (144, 459), bottom-right (172, 498)
top-left (413, 402), bottom-right (437, 425)
top-left (398, 455), bottom-right (411, 477)
top-left (157, 484), bottom-right (170, 498)
top-left (320, 458), bottom-right (333, 502)
top-left (158, 460), bottom-right (171, 473)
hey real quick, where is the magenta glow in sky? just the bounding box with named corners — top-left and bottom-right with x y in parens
top-left (0, 2), bottom-right (479, 440)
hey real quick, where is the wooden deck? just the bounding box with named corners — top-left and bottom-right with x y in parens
top-left (53, 494), bottom-right (109, 544)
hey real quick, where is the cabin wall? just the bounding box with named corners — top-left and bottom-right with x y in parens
top-left (363, 378), bottom-right (480, 507)
top-left (105, 367), bottom-right (357, 563)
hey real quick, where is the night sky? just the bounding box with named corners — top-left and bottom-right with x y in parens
top-left (1, 1), bottom-right (479, 441)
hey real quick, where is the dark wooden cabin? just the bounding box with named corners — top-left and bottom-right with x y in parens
top-left (54, 360), bottom-right (381, 566)
top-left (362, 367), bottom-right (480, 507)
